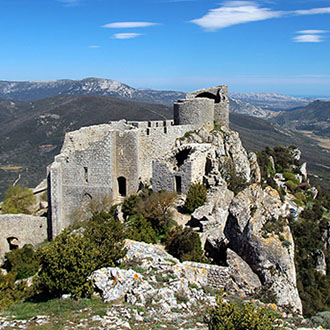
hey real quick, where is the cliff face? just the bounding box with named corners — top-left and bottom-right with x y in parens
top-left (176, 126), bottom-right (303, 314)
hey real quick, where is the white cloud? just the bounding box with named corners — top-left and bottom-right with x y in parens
top-left (293, 34), bottom-right (324, 42)
top-left (103, 22), bottom-right (158, 28)
top-left (113, 33), bottom-right (142, 39)
top-left (88, 45), bottom-right (100, 48)
top-left (294, 29), bottom-right (328, 43)
top-left (190, 1), bottom-right (283, 31)
top-left (297, 29), bottom-right (328, 34)
top-left (295, 7), bottom-right (330, 15)
top-left (191, 2), bottom-right (330, 31)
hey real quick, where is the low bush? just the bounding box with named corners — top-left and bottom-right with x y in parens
top-left (184, 183), bottom-right (207, 213)
top-left (124, 213), bottom-right (157, 244)
top-left (36, 212), bottom-right (126, 298)
top-left (165, 226), bottom-right (208, 263)
top-left (137, 190), bottom-right (177, 237)
top-left (3, 245), bottom-right (40, 280)
top-left (1, 185), bottom-right (36, 214)
top-left (0, 272), bottom-right (31, 311)
top-left (207, 296), bottom-right (279, 330)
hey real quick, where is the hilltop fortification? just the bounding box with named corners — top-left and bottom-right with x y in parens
top-left (48, 86), bottom-right (230, 237)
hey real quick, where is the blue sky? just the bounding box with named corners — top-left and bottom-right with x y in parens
top-left (1, 0), bottom-right (330, 96)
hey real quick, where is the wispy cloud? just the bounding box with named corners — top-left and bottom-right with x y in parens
top-left (190, 1), bottom-right (283, 31)
top-left (57, 0), bottom-right (81, 7)
top-left (191, 1), bottom-right (330, 31)
top-left (113, 33), bottom-right (142, 39)
top-left (295, 7), bottom-right (330, 15)
top-left (102, 22), bottom-right (158, 28)
top-left (297, 29), bottom-right (328, 34)
top-left (293, 29), bottom-right (328, 43)
top-left (88, 45), bottom-right (100, 48)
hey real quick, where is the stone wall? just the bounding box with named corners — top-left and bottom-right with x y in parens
top-left (174, 98), bottom-right (214, 131)
top-left (187, 85), bottom-right (229, 127)
top-left (0, 214), bottom-right (48, 261)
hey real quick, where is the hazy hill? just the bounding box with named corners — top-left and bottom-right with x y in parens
top-left (0, 94), bottom-right (329, 199)
top-left (230, 92), bottom-right (312, 110)
top-left (0, 78), bottom-right (186, 106)
top-left (0, 78), bottom-right (319, 117)
top-left (270, 100), bottom-right (330, 137)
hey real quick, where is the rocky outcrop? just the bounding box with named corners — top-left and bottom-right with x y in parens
top-left (90, 239), bottom-right (264, 309)
top-left (224, 184), bottom-right (302, 314)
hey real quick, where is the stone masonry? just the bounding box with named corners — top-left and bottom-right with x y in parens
top-left (48, 86), bottom-right (230, 237)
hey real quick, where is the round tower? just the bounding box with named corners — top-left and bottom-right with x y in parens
top-left (173, 98), bottom-right (214, 131)
top-left (187, 85), bottom-right (229, 127)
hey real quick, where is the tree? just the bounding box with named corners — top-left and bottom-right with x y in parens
top-left (1, 185), bottom-right (36, 214)
top-left (36, 212), bottom-right (126, 298)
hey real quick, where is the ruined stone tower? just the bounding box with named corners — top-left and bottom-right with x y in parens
top-left (48, 85), bottom-right (229, 237)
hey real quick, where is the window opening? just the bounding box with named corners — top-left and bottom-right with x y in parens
top-left (118, 177), bottom-right (127, 197)
top-left (175, 176), bottom-right (182, 194)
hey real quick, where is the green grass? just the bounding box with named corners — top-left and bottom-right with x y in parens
top-left (3, 296), bottom-right (111, 320)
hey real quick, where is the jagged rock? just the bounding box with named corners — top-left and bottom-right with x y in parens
top-left (226, 248), bottom-right (261, 295)
top-left (300, 162), bottom-right (307, 180)
top-left (191, 186), bottom-right (234, 236)
top-left (224, 184), bottom-right (302, 314)
top-left (314, 249), bottom-right (327, 276)
top-left (248, 152), bottom-right (261, 183)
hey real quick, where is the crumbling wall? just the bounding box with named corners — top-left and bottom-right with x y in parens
top-left (0, 214), bottom-right (48, 261)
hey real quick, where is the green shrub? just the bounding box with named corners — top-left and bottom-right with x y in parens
top-left (124, 213), bottom-right (157, 244)
top-left (36, 212), bottom-right (126, 298)
top-left (1, 185), bottom-right (36, 214)
top-left (122, 194), bottom-right (142, 219)
top-left (3, 245), bottom-right (40, 280)
top-left (184, 183), bottom-right (207, 213)
top-left (310, 311), bottom-right (330, 328)
top-left (0, 272), bottom-right (31, 311)
top-left (207, 296), bottom-right (279, 330)
top-left (165, 226), bottom-right (208, 263)
top-left (137, 190), bottom-right (177, 237)
top-left (286, 180), bottom-right (297, 192)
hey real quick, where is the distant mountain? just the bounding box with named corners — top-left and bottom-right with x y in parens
top-left (0, 78), bottom-right (186, 105)
top-left (270, 100), bottom-right (330, 137)
top-left (0, 93), bottom-right (329, 200)
top-left (230, 92), bottom-right (313, 111)
top-left (229, 98), bottom-right (271, 118)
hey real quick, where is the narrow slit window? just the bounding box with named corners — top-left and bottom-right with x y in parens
top-left (175, 176), bottom-right (182, 194)
top-left (84, 167), bottom-right (88, 183)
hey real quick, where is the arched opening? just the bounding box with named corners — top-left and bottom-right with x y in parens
top-left (7, 237), bottom-right (19, 250)
top-left (117, 177), bottom-right (127, 197)
top-left (175, 148), bottom-right (192, 167)
top-left (196, 91), bottom-right (220, 103)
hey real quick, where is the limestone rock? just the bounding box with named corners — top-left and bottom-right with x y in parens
top-left (224, 184), bottom-right (302, 314)
top-left (226, 248), bottom-right (261, 295)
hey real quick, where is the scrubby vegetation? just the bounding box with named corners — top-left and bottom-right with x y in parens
top-left (184, 183), bottom-right (207, 213)
top-left (122, 189), bottom-right (177, 241)
top-left (0, 272), bottom-right (31, 311)
top-left (1, 185), bottom-right (36, 214)
top-left (257, 145), bottom-right (330, 317)
top-left (36, 212), bottom-right (126, 298)
top-left (165, 226), bottom-right (208, 263)
top-left (3, 245), bottom-right (40, 280)
top-left (207, 296), bottom-right (279, 330)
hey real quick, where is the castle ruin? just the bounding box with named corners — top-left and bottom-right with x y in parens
top-left (48, 86), bottom-right (229, 237)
